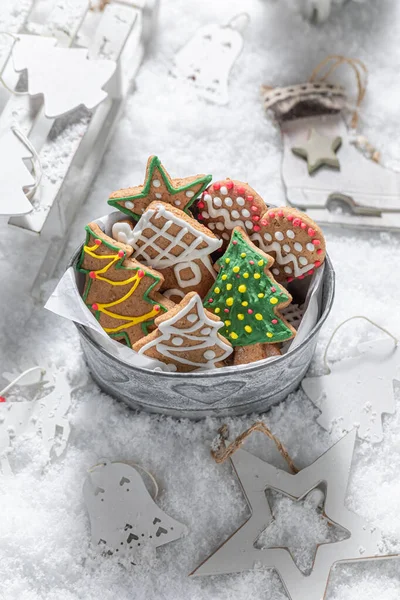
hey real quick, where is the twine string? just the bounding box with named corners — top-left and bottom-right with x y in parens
top-left (211, 422), bottom-right (299, 474)
top-left (309, 54), bottom-right (368, 129)
top-left (11, 126), bottom-right (42, 199)
top-left (323, 316), bottom-right (398, 374)
top-left (0, 366), bottom-right (46, 397)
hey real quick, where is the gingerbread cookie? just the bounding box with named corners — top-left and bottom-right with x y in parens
top-left (77, 222), bottom-right (174, 348)
top-left (233, 343), bottom-right (281, 366)
top-left (196, 179), bottom-right (268, 248)
top-left (108, 156), bottom-right (212, 221)
top-left (132, 292), bottom-right (233, 372)
top-left (203, 227), bottom-right (296, 347)
top-left (111, 202), bottom-right (222, 302)
top-left (250, 206), bottom-right (326, 282)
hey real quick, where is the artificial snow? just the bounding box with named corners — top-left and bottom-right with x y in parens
top-left (0, 0), bottom-right (400, 599)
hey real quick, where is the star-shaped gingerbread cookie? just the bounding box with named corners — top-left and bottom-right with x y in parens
top-left (291, 128), bottom-right (342, 175)
top-left (108, 156), bottom-right (212, 220)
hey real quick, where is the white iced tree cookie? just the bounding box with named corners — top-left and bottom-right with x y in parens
top-left (132, 292), bottom-right (233, 372)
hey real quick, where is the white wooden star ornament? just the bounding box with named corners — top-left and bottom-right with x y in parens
top-left (10, 34), bottom-right (116, 118)
top-left (191, 429), bottom-right (396, 600)
top-left (292, 128), bottom-right (342, 174)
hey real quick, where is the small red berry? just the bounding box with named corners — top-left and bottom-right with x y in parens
top-left (248, 309), bottom-right (253, 314)
top-left (224, 308), bottom-right (229, 313)
top-left (232, 240), bottom-right (238, 245)
top-left (197, 214), bottom-right (204, 220)
top-left (317, 249), bottom-right (323, 254)
top-left (208, 298), bottom-right (213, 303)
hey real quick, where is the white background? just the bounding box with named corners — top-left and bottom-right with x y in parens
top-left (0, 0), bottom-right (400, 599)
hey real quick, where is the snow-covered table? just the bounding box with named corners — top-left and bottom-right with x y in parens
top-left (0, 0), bottom-right (399, 599)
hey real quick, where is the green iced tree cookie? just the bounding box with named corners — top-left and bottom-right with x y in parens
top-left (203, 227), bottom-right (296, 347)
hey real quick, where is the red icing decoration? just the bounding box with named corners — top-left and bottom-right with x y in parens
top-left (208, 298), bottom-right (213, 303)
top-left (252, 215), bottom-right (260, 222)
top-left (118, 250), bottom-right (124, 258)
top-left (249, 260), bottom-right (254, 265)
top-left (269, 211), bottom-right (275, 218)
top-left (317, 248), bottom-right (323, 254)
top-left (138, 270), bottom-right (145, 278)
top-left (237, 186), bottom-right (245, 194)
top-left (312, 239), bottom-right (321, 246)
top-left (293, 218), bottom-right (301, 227)
top-left (197, 214), bottom-right (204, 220)
top-left (232, 240), bottom-right (238, 245)
top-left (197, 201), bottom-right (205, 209)
top-left (0, 396), bottom-right (5, 403)
top-left (314, 260), bottom-right (322, 268)
top-left (246, 195), bottom-right (254, 202)
top-left (92, 303), bottom-right (99, 310)
top-left (287, 214), bottom-right (293, 221)
top-left (154, 304), bottom-right (160, 312)
top-left (287, 277), bottom-right (294, 283)
top-left (301, 222), bottom-right (306, 229)
top-left (250, 205), bottom-right (258, 212)
top-left (94, 238), bottom-right (102, 246)
top-left (271, 286), bottom-right (276, 292)
top-left (277, 210), bottom-right (284, 217)
top-left (308, 269), bottom-right (315, 276)
top-left (260, 219), bottom-right (268, 226)
top-left (253, 225), bottom-right (261, 232)
top-left (271, 319), bottom-right (278, 324)
top-left (298, 275), bottom-right (305, 280)
top-left (308, 228), bottom-right (316, 237)
top-left (89, 271), bottom-right (96, 279)
top-left (248, 309), bottom-right (253, 314)
top-left (224, 308), bottom-right (229, 313)
top-left (226, 180), bottom-right (234, 190)
top-left (213, 182), bottom-right (221, 191)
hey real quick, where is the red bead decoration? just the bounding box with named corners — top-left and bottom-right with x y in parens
top-left (118, 250), bottom-right (124, 258)
top-left (208, 298), bottom-right (213, 303)
top-left (94, 238), bottom-right (102, 246)
top-left (224, 308), bottom-right (229, 313)
top-left (237, 186), bottom-right (245, 194)
top-left (314, 260), bottom-right (322, 268)
top-left (287, 215), bottom-right (293, 221)
top-left (269, 211), bottom-right (275, 218)
top-left (252, 215), bottom-right (260, 222)
top-left (226, 180), bottom-right (234, 190)
top-left (312, 239), bottom-right (321, 246)
top-left (308, 228), bottom-right (316, 237)
top-left (317, 248), bottom-right (323, 254)
top-left (89, 271), bottom-right (96, 279)
top-left (277, 210), bottom-right (284, 217)
top-left (300, 222), bottom-right (306, 229)
top-left (271, 319), bottom-right (278, 325)
top-left (0, 396), bottom-right (6, 403)
top-left (138, 270), bottom-right (145, 278)
top-left (293, 218), bottom-right (301, 227)
top-left (253, 225), bottom-right (260, 232)
top-left (250, 205), bottom-right (258, 212)
top-left (246, 195), bottom-right (254, 202)
top-left (247, 309), bottom-right (253, 314)
top-left (260, 219), bottom-right (268, 226)
top-left (154, 305), bottom-right (160, 312)
top-left (197, 201), bottom-right (205, 209)
top-left (213, 182), bottom-right (221, 191)
top-left (92, 303), bottom-right (99, 310)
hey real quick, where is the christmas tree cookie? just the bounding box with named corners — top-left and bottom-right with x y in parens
top-left (108, 156), bottom-right (212, 221)
top-left (203, 227), bottom-right (296, 361)
top-left (132, 292), bottom-right (233, 372)
top-left (77, 223), bottom-right (174, 348)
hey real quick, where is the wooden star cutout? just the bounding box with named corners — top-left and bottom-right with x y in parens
top-left (108, 156), bottom-right (212, 220)
top-left (291, 128), bottom-right (342, 175)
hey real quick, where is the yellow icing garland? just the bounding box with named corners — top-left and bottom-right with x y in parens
top-left (84, 243), bottom-right (160, 333)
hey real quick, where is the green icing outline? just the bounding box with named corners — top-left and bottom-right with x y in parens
top-left (107, 155), bottom-right (212, 221)
top-left (203, 229), bottom-right (294, 347)
top-left (77, 225), bottom-right (166, 335)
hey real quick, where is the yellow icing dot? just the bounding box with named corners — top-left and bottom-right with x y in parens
top-left (225, 258), bottom-right (230, 264)
top-left (258, 260), bottom-right (264, 266)
top-left (270, 297), bottom-right (278, 305)
top-left (238, 314), bottom-right (244, 320)
top-left (266, 332), bottom-right (273, 338)
top-left (215, 308), bottom-right (220, 313)
top-left (255, 313), bottom-right (263, 321)
top-left (221, 274), bottom-right (227, 280)
top-left (214, 287), bottom-right (220, 294)
top-left (240, 252), bottom-right (247, 258)
top-left (245, 325), bottom-right (252, 333)
top-left (225, 320), bottom-right (231, 326)
top-left (243, 272), bottom-right (249, 279)
top-left (230, 332), bottom-right (238, 340)
top-left (226, 283), bottom-right (233, 291)
top-left (233, 266), bottom-right (240, 273)
top-left (258, 293), bottom-right (265, 298)
top-left (242, 301), bottom-right (249, 307)
top-left (254, 273), bottom-right (261, 279)
top-left (226, 297), bottom-right (234, 306)
top-left (238, 284), bottom-right (247, 293)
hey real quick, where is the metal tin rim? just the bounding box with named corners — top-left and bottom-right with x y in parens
top-left (70, 246), bottom-right (335, 379)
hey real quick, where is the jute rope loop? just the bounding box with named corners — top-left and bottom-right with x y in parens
top-left (322, 315), bottom-right (398, 374)
top-left (309, 54), bottom-right (368, 129)
top-left (211, 422), bottom-right (299, 474)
